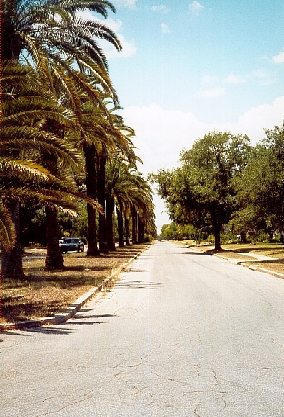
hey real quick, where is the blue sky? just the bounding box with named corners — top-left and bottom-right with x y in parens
top-left (82, 0), bottom-right (284, 230)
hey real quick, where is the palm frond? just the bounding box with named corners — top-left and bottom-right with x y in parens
top-left (0, 203), bottom-right (16, 251)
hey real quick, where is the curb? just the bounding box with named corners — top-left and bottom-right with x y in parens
top-left (0, 253), bottom-right (138, 332)
top-left (246, 264), bottom-right (284, 280)
top-left (214, 253), bottom-right (284, 280)
top-left (187, 247), bottom-right (284, 280)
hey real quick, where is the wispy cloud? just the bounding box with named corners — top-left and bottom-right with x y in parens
top-left (197, 87), bottom-right (226, 98)
top-left (198, 74), bottom-right (225, 97)
top-left (252, 69), bottom-right (275, 86)
top-left (189, 1), bottom-right (205, 16)
top-left (114, 0), bottom-right (137, 9)
top-left (273, 50), bottom-right (284, 64)
top-left (151, 4), bottom-right (170, 13)
top-left (161, 23), bottom-right (171, 34)
top-left (201, 74), bottom-right (218, 85)
top-left (224, 73), bottom-right (246, 85)
top-left (200, 69), bottom-right (275, 92)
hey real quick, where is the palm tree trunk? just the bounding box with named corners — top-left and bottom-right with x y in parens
top-left (138, 215), bottom-right (145, 243)
top-left (131, 207), bottom-right (138, 244)
top-left (41, 148), bottom-right (65, 268)
top-left (117, 202), bottom-right (124, 247)
top-left (84, 143), bottom-right (99, 256)
top-left (98, 152), bottom-right (108, 253)
top-left (106, 194), bottom-right (115, 250)
top-left (1, 201), bottom-right (25, 280)
top-left (45, 205), bottom-right (64, 270)
top-left (86, 205), bottom-right (99, 256)
top-left (124, 215), bottom-right (130, 246)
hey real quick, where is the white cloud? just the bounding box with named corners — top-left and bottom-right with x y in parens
top-left (201, 74), bottom-right (218, 85)
top-left (252, 69), bottom-right (275, 86)
top-left (161, 23), bottom-right (170, 34)
top-left (113, 0), bottom-right (137, 8)
top-left (122, 96), bottom-right (284, 175)
top-left (224, 73), bottom-right (246, 85)
top-left (197, 87), bottom-right (226, 98)
top-left (228, 96), bottom-right (284, 142)
top-left (122, 103), bottom-right (207, 174)
top-left (189, 1), bottom-right (205, 16)
top-left (151, 4), bottom-right (170, 13)
top-left (198, 75), bottom-right (225, 96)
top-left (273, 50), bottom-right (284, 63)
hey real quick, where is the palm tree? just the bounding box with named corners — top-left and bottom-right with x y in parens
top-left (0, 62), bottom-right (96, 278)
top-left (106, 159), bottom-right (156, 248)
top-left (1, 0), bottom-right (149, 268)
top-left (76, 99), bottom-right (136, 254)
top-left (2, 0), bottom-right (121, 269)
top-left (98, 114), bottom-right (136, 251)
top-left (127, 178), bottom-right (156, 243)
top-left (2, 0), bottom-right (121, 98)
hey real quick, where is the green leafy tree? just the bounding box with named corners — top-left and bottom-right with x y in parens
top-left (232, 124), bottom-right (284, 240)
top-left (160, 223), bottom-right (198, 241)
top-left (153, 132), bottom-right (251, 250)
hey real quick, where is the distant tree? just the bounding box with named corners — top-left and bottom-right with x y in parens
top-left (106, 154), bottom-right (156, 248)
top-left (153, 132), bottom-right (251, 251)
top-left (160, 223), bottom-right (198, 241)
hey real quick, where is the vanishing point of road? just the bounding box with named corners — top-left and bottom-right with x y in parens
top-left (1, 241), bottom-right (283, 417)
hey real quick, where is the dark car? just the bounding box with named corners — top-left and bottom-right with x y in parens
top-left (59, 237), bottom-right (84, 253)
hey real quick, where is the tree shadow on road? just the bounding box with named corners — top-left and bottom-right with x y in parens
top-left (177, 251), bottom-right (208, 256)
top-left (1, 326), bottom-right (74, 336)
top-left (26, 326), bottom-right (74, 335)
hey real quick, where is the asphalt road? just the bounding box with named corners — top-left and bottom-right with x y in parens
top-left (1, 241), bottom-right (283, 417)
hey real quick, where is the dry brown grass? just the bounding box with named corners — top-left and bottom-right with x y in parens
top-left (0, 244), bottom-right (149, 324)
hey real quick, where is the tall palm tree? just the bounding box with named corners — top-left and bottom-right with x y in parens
top-left (2, 0), bottom-right (121, 269)
top-left (0, 62), bottom-right (98, 278)
top-left (98, 113), bottom-right (136, 251)
top-left (75, 99), bottom-right (136, 254)
top-left (2, 0), bottom-right (121, 99)
top-left (106, 158), bottom-right (156, 248)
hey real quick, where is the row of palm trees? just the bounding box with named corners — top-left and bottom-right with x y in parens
top-left (1, 0), bottom-right (156, 279)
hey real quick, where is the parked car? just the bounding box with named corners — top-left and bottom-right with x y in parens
top-left (59, 237), bottom-right (84, 253)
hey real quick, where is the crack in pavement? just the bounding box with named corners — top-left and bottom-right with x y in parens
top-left (34, 391), bottom-right (93, 417)
top-left (194, 406), bottom-right (203, 417)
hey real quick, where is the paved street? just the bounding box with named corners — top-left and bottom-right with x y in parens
top-left (1, 241), bottom-right (284, 417)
